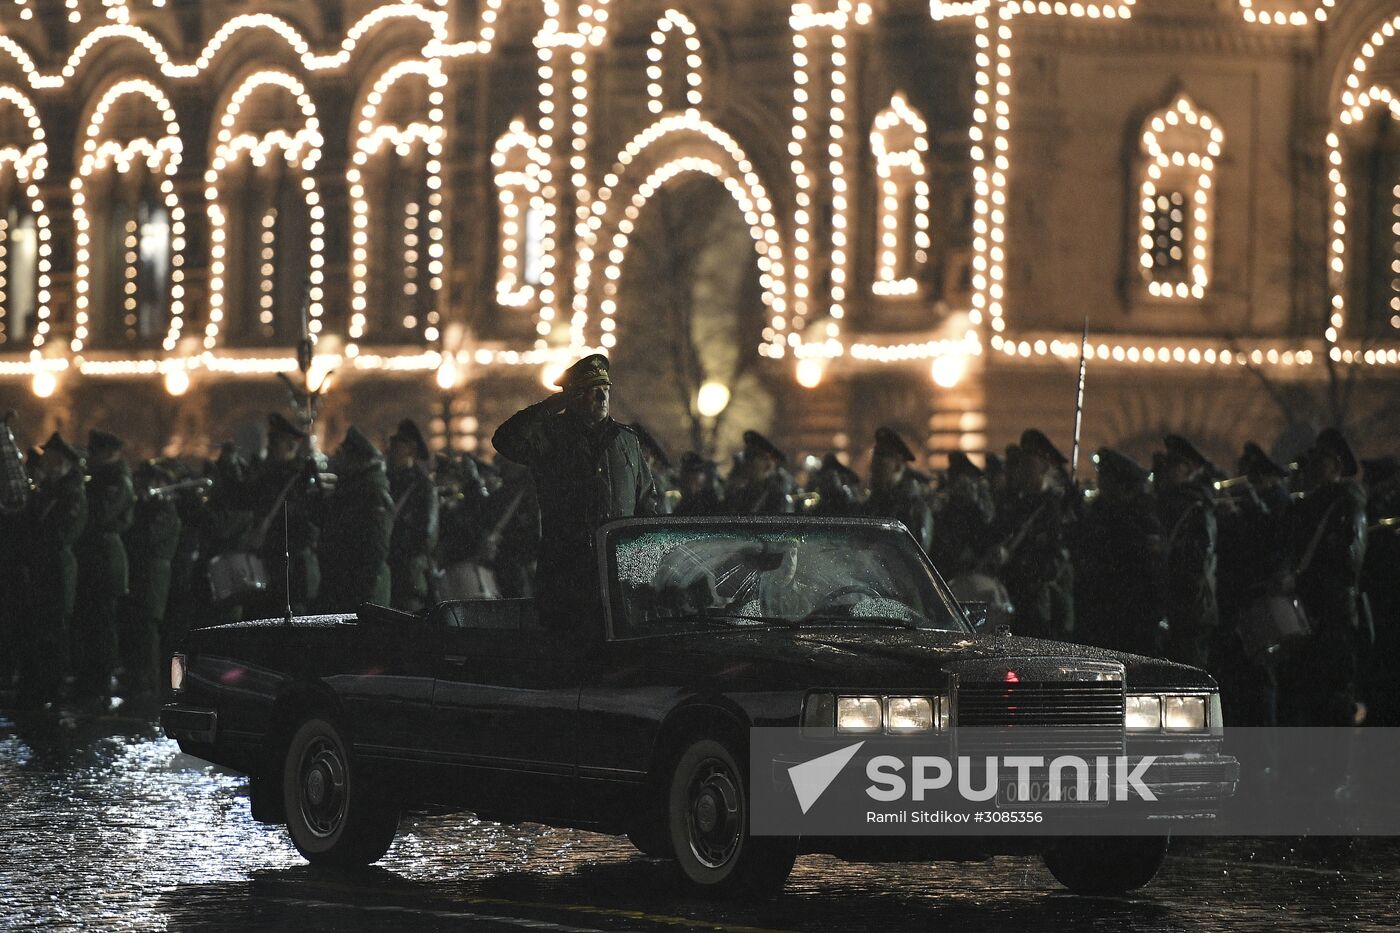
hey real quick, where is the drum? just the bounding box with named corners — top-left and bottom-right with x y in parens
top-left (436, 560), bottom-right (501, 600)
top-left (208, 551), bottom-right (270, 604)
top-left (1237, 594), bottom-right (1311, 665)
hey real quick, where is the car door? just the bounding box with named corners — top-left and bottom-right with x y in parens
top-left (430, 599), bottom-right (583, 820)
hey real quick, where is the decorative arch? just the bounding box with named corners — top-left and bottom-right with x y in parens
top-left (870, 93), bottom-right (930, 298)
top-left (347, 58), bottom-right (447, 349)
top-left (579, 113), bottom-right (786, 351)
top-left (646, 10), bottom-right (704, 115)
top-left (493, 119), bottom-right (549, 311)
top-left (1133, 93), bottom-right (1223, 302)
top-left (0, 85), bottom-right (48, 351)
top-left (71, 78), bottom-right (186, 353)
top-left (204, 70), bottom-right (324, 351)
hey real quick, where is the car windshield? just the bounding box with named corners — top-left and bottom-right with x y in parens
top-left (608, 523), bottom-right (967, 638)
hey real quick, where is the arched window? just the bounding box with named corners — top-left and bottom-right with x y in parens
top-left (493, 119), bottom-right (549, 308)
top-left (1338, 98), bottom-right (1400, 334)
top-left (646, 10), bottom-right (704, 115)
top-left (347, 59), bottom-right (447, 348)
top-left (870, 94), bottom-right (930, 298)
top-left (0, 86), bottom-right (48, 350)
top-left (73, 79), bottom-right (185, 352)
top-left (1135, 94), bottom-right (1223, 302)
top-left (206, 71), bottom-right (324, 351)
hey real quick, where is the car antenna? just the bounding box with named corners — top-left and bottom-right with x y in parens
top-left (282, 500), bottom-right (293, 626)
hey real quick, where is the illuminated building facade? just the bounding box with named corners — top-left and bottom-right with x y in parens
top-left (0, 0), bottom-right (1395, 468)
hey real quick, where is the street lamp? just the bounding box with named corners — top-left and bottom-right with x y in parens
top-left (795, 358), bottom-right (824, 389)
top-left (31, 369), bottom-right (56, 399)
top-left (696, 380), bottom-right (730, 418)
top-left (931, 352), bottom-right (968, 389)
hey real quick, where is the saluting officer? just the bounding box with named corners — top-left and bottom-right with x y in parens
top-left (17, 433), bottom-right (86, 707)
top-left (723, 430), bottom-right (795, 515)
top-left (386, 419), bottom-right (439, 612)
top-left (71, 430), bottom-right (135, 703)
top-left (864, 428), bottom-right (933, 554)
top-left (493, 354), bottom-right (657, 624)
top-left (318, 427), bottom-right (394, 613)
top-left (1155, 434), bottom-right (1219, 668)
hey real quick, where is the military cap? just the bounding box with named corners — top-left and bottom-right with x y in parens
top-left (339, 425), bottom-right (381, 462)
top-left (742, 430), bottom-right (787, 465)
top-left (87, 429), bottom-right (123, 457)
top-left (631, 423), bottom-right (671, 470)
top-left (1239, 441), bottom-right (1288, 480)
top-left (390, 418), bottom-right (430, 461)
top-left (268, 412), bottom-right (308, 441)
top-left (1093, 447), bottom-right (1148, 486)
top-left (679, 451), bottom-right (714, 475)
top-left (1363, 456), bottom-right (1400, 487)
top-left (947, 450), bottom-right (984, 480)
top-left (1313, 427), bottom-right (1358, 478)
top-left (984, 452), bottom-right (1004, 478)
top-left (1163, 434), bottom-right (1210, 470)
top-left (555, 353), bottom-right (612, 393)
top-left (43, 431), bottom-right (81, 463)
top-left (873, 427), bottom-right (917, 463)
top-left (819, 452), bottom-right (860, 484)
top-left (1020, 428), bottom-right (1067, 467)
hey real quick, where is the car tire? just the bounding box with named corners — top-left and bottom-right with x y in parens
top-left (666, 737), bottom-right (796, 898)
top-left (282, 717), bottom-right (399, 868)
top-left (1042, 835), bottom-right (1169, 896)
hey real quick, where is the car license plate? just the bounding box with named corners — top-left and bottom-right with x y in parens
top-left (996, 777), bottom-right (1106, 808)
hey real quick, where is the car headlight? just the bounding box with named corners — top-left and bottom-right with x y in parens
top-left (1125, 694), bottom-right (1162, 731)
top-left (886, 697), bottom-right (933, 733)
top-left (837, 696), bottom-right (883, 733)
top-left (170, 653), bottom-right (186, 693)
top-left (1164, 695), bottom-right (1207, 731)
top-left (1126, 692), bottom-right (1213, 732)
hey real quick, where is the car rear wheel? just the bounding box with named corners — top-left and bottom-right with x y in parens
top-left (1042, 835), bottom-right (1169, 896)
top-left (666, 737), bottom-right (795, 898)
top-left (282, 717), bottom-right (399, 867)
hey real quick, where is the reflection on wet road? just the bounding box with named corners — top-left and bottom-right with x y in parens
top-left (2, 712), bottom-right (1398, 931)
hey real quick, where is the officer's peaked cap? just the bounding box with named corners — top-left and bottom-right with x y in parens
top-left (556, 354), bottom-right (612, 392)
top-left (340, 424), bottom-right (381, 461)
top-left (43, 431), bottom-right (81, 463)
top-left (1020, 428), bottom-right (1067, 467)
top-left (1240, 441), bottom-right (1289, 479)
top-left (742, 430), bottom-right (786, 464)
top-left (947, 450), bottom-right (984, 480)
top-left (1313, 427), bottom-right (1358, 478)
top-left (268, 412), bottom-right (308, 441)
top-left (1163, 434), bottom-right (1210, 469)
top-left (1094, 447), bottom-right (1148, 486)
top-left (390, 418), bottom-right (430, 460)
top-left (819, 452), bottom-right (860, 484)
top-left (873, 427), bottom-right (917, 463)
top-left (87, 429), bottom-right (123, 456)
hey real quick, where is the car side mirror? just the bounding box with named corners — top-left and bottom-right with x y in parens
top-left (963, 601), bottom-right (990, 633)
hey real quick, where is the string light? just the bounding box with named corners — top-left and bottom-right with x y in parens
top-left (871, 94), bottom-right (930, 297)
top-left (0, 85), bottom-right (49, 350)
top-left (647, 11), bottom-right (704, 115)
top-left (1137, 94), bottom-right (1222, 302)
top-left (493, 119), bottom-right (550, 310)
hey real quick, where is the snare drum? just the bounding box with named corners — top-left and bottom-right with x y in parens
top-left (208, 551), bottom-right (270, 604)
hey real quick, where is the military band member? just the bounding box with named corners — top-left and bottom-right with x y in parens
top-left (812, 453), bottom-right (863, 517)
top-left (492, 354), bottom-right (657, 626)
top-left (318, 427), bottom-right (394, 613)
top-left (241, 414), bottom-right (321, 618)
top-left (633, 424), bottom-right (677, 515)
top-left (1155, 434), bottom-right (1219, 668)
top-left (929, 451), bottom-right (994, 579)
top-left (723, 430), bottom-right (795, 515)
top-left (17, 433), bottom-right (86, 707)
top-left (864, 428), bottom-right (933, 554)
top-left (673, 452), bottom-right (723, 517)
top-left (121, 458), bottom-right (183, 699)
top-left (71, 430), bottom-right (135, 703)
top-left (386, 419), bottom-right (439, 612)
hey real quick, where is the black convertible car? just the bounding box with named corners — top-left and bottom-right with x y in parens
top-left (162, 516), bottom-right (1236, 897)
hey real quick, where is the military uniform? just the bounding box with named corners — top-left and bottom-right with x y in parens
top-left (71, 431), bottom-right (135, 701)
top-left (812, 454), bottom-right (862, 517)
top-left (1155, 436), bottom-right (1220, 668)
top-left (673, 452), bottom-right (724, 517)
top-left (988, 430), bottom-right (1075, 641)
top-left (1282, 430), bottom-right (1368, 727)
top-left (387, 420), bottom-right (440, 612)
top-left (1361, 457), bottom-right (1400, 724)
top-left (239, 416), bottom-right (320, 619)
top-left (318, 427), bottom-right (393, 613)
top-left (17, 434), bottom-right (86, 706)
top-left (121, 460), bottom-right (183, 697)
top-left (493, 355), bottom-right (657, 621)
top-left (1074, 449), bottom-right (1164, 656)
top-left (929, 453), bottom-right (994, 578)
top-left (722, 431), bottom-right (795, 515)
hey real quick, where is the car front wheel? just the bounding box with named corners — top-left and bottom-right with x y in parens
top-left (282, 717), bottom-right (399, 867)
top-left (666, 737), bottom-right (795, 898)
top-left (1042, 835), bottom-right (1169, 896)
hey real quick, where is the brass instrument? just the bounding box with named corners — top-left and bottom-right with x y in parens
top-left (1369, 516), bottom-right (1400, 533)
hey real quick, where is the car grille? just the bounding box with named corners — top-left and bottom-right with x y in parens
top-left (955, 680), bottom-right (1125, 757)
top-left (956, 681), bottom-right (1125, 728)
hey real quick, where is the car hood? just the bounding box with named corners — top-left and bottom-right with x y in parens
top-left (625, 627), bottom-right (1214, 691)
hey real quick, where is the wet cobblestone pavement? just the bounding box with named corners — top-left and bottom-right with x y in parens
top-left (3, 711), bottom-right (1400, 932)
